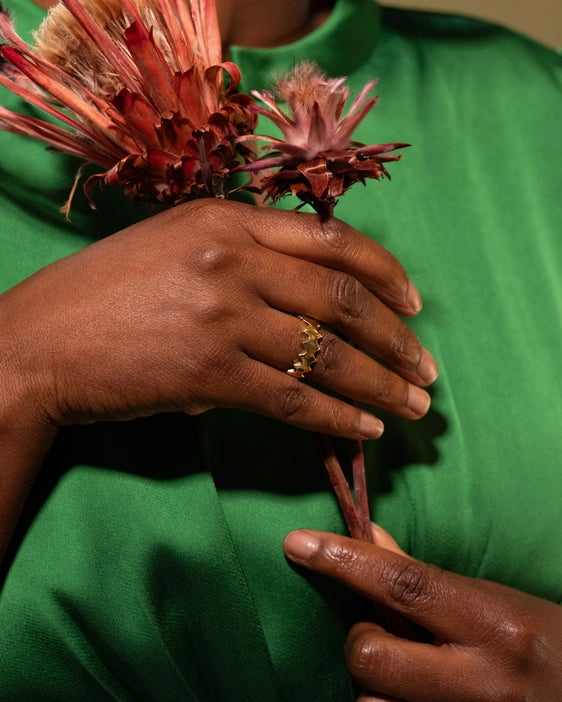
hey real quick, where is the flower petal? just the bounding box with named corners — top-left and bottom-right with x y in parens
top-left (123, 20), bottom-right (178, 113)
top-left (111, 88), bottom-right (161, 150)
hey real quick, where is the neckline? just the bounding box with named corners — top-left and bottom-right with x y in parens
top-left (230, 0), bottom-right (381, 92)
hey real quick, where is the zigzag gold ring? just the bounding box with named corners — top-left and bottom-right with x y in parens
top-left (286, 315), bottom-right (323, 378)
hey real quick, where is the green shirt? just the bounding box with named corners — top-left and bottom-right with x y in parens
top-left (1, 0), bottom-right (561, 699)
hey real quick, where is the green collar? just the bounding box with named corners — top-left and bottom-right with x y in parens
top-left (230, 0), bottom-right (381, 92)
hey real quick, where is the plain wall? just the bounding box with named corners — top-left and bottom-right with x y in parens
top-left (380, 0), bottom-right (562, 48)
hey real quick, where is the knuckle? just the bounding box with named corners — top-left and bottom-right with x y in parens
top-left (496, 613), bottom-right (542, 665)
top-left (384, 560), bottom-right (436, 608)
top-left (188, 285), bottom-right (235, 327)
top-left (276, 384), bottom-right (309, 423)
top-left (331, 274), bottom-right (366, 321)
top-left (318, 542), bottom-right (361, 573)
top-left (390, 321), bottom-right (420, 365)
top-left (377, 256), bottom-right (410, 303)
top-left (373, 370), bottom-right (409, 410)
top-left (317, 217), bottom-right (351, 255)
top-left (321, 403), bottom-right (359, 438)
top-left (190, 238), bottom-right (237, 276)
top-left (314, 335), bottom-right (345, 375)
top-left (185, 196), bottom-right (230, 225)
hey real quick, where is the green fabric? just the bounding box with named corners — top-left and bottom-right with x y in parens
top-left (1, 0), bottom-right (561, 699)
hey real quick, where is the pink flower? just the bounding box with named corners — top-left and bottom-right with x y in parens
top-left (239, 62), bottom-right (409, 218)
top-left (0, 0), bottom-right (257, 213)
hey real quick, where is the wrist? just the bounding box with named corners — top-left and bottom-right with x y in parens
top-left (0, 277), bottom-right (62, 426)
top-left (0, 288), bottom-right (59, 561)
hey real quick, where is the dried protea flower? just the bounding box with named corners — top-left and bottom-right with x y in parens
top-left (240, 62), bottom-right (409, 219)
top-left (0, 0), bottom-right (257, 213)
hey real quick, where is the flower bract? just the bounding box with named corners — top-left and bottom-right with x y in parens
top-left (0, 0), bottom-right (257, 213)
top-left (239, 62), bottom-right (409, 218)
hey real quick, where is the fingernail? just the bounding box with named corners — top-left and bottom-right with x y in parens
top-left (417, 348), bottom-right (439, 385)
top-left (406, 280), bottom-right (423, 313)
top-left (358, 412), bottom-right (384, 439)
top-left (407, 385), bottom-right (431, 417)
top-left (283, 530), bottom-right (321, 564)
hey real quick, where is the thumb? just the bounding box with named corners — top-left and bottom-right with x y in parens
top-left (369, 523), bottom-right (410, 559)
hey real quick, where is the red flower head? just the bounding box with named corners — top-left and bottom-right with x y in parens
top-left (239, 62), bottom-right (409, 218)
top-left (0, 0), bottom-right (257, 213)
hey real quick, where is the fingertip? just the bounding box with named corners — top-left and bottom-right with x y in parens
top-left (358, 412), bottom-right (384, 439)
top-left (283, 529), bottom-right (321, 565)
top-left (405, 279), bottom-right (423, 315)
top-left (417, 349), bottom-right (439, 386)
top-left (406, 385), bottom-right (431, 418)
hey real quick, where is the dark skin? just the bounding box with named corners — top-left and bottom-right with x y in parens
top-left (2, 1), bottom-right (559, 699)
top-left (0, 200), bottom-right (434, 559)
top-left (284, 527), bottom-right (562, 701)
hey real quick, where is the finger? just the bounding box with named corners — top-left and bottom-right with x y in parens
top-left (370, 523), bottom-right (410, 558)
top-left (222, 358), bottom-right (384, 439)
top-left (358, 692), bottom-right (405, 702)
top-left (251, 251), bottom-right (438, 387)
top-left (310, 334), bottom-right (430, 420)
top-left (346, 623), bottom-right (473, 702)
top-left (282, 530), bottom-right (494, 644)
top-left (243, 311), bottom-right (430, 420)
top-left (350, 570), bottom-right (420, 643)
top-left (232, 203), bottom-right (423, 316)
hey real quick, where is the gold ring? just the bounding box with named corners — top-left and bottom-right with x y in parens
top-left (286, 315), bottom-right (323, 378)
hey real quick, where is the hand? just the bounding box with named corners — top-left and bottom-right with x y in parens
top-left (1, 199), bottom-right (437, 439)
top-left (283, 526), bottom-right (562, 702)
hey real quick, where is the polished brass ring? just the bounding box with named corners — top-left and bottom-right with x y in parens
top-left (286, 315), bottom-right (323, 378)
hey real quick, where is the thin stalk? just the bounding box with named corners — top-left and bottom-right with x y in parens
top-left (351, 438), bottom-right (374, 543)
top-left (317, 434), bottom-right (364, 540)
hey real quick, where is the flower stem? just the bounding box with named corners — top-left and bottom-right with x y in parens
top-left (317, 434), bottom-right (372, 541)
top-left (310, 197), bottom-right (335, 222)
top-left (352, 438), bottom-right (374, 543)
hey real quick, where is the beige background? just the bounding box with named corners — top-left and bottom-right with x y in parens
top-left (381, 0), bottom-right (562, 48)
